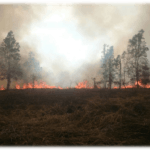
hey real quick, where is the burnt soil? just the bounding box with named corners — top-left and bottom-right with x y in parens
top-left (0, 88), bottom-right (150, 145)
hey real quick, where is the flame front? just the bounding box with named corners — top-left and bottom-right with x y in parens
top-left (113, 80), bottom-right (150, 89)
top-left (0, 85), bottom-right (5, 90)
top-left (0, 79), bottom-right (150, 90)
top-left (75, 80), bottom-right (93, 89)
top-left (15, 81), bottom-right (63, 90)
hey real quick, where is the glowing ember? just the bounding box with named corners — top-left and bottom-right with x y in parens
top-left (15, 83), bottom-right (21, 89)
top-left (113, 87), bottom-right (118, 89)
top-left (113, 80), bottom-right (150, 89)
top-left (75, 80), bottom-right (93, 89)
top-left (0, 85), bottom-right (5, 90)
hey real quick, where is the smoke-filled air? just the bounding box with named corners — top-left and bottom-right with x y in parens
top-left (2, 3), bottom-right (150, 146)
top-left (0, 4), bottom-right (150, 89)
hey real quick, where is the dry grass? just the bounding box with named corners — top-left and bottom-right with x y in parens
top-left (0, 88), bottom-right (150, 145)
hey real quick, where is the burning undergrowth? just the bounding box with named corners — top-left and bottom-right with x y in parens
top-left (0, 79), bottom-right (150, 91)
top-left (0, 80), bottom-right (95, 90)
top-left (0, 88), bottom-right (150, 145)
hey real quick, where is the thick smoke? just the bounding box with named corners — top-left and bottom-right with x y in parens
top-left (71, 4), bottom-right (150, 84)
top-left (0, 5), bottom-right (48, 87)
top-left (73, 4), bottom-right (150, 56)
top-left (1, 4), bottom-right (150, 88)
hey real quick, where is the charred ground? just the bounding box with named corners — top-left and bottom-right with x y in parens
top-left (0, 88), bottom-right (150, 145)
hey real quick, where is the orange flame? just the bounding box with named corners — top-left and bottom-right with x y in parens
top-left (113, 80), bottom-right (150, 89)
top-left (0, 85), bottom-right (5, 90)
top-left (1, 79), bottom-right (150, 91)
top-left (75, 80), bottom-right (94, 89)
top-left (16, 81), bottom-right (62, 90)
top-left (0, 80), bottom-right (95, 90)
top-left (75, 80), bottom-right (101, 89)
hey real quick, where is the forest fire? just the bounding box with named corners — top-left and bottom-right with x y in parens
top-left (0, 80), bottom-right (93, 90)
top-left (75, 80), bottom-right (94, 89)
top-left (0, 30), bottom-right (149, 92)
top-left (0, 85), bottom-right (5, 90)
top-left (0, 80), bottom-right (150, 90)
top-left (15, 81), bottom-right (63, 90)
top-left (113, 80), bottom-right (150, 89)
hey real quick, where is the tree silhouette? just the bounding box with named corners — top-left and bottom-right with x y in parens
top-left (141, 63), bottom-right (150, 87)
top-left (0, 31), bottom-right (22, 90)
top-left (114, 55), bottom-right (122, 89)
top-left (121, 51), bottom-right (129, 88)
top-left (101, 44), bottom-right (114, 88)
top-left (127, 29), bottom-right (149, 88)
top-left (101, 44), bottom-right (108, 88)
top-left (107, 55), bottom-right (115, 89)
top-left (24, 52), bottom-right (42, 88)
top-left (101, 46), bottom-right (115, 89)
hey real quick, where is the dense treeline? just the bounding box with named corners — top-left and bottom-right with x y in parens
top-left (100, 29), bottom-right (150, 89)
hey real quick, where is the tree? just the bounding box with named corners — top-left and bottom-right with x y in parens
top-left (24, 52), bottom-right (42, 88)
top-left (92, 77), bottom-right (97, 88)
top-left (114, 55), bottom-right (122, 89)
top-left (100, 44), bottom-right (114, 88)
top-left (127, 29), bottom-right (149, 88)
top-left (101, 44), bottom-right (111, 63)
top-left (101, 46), bottom-right (115, 89)
top-left (107, 46), bottom-right (115, 89)
top-left (120, 51), bottom-right (132, 88)
top-left (141, 63), bottom-right (150, 87)
top-left (0, 31), bottom-right (22, 90)
top-left (101, 63), bottom-right (107, 88)
top-left (100, 44), bottom-right (109, 88)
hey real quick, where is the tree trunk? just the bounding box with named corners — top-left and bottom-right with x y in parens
top-left (6, 57), bottom-right (11, 90)
top-left (124, 70), bottom-right (126, 89)
top-left (137, 38), bottom-right (140, 89)
top-left (33, 80), bottom-right (34, 89)
top-left (119, 61), bottom-right (121, 89)
top-left (109, 73), bottom-right (111, 89)
top-left (136, 68), bottom-right (139, 88)
top-left (70, 81), bottom-right (72, 88)
top-left (32, 75), bottom-right (35, 89)
top-left (93, 78), bottom-right (97, 89)
top-left (7, 75), bottom-right (11, 90)
top-left (104, 81), bottom-right (106, 89)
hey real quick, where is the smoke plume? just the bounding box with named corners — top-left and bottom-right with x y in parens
top-left (68, 4), bottom-right (150, 85)
top-left (0, 5), bottom-right (47, 87)
top-left (1, 4), bottom-right (150, 88)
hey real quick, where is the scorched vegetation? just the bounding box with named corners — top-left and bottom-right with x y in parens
top-left (0, 88), bottom-right (150, 145)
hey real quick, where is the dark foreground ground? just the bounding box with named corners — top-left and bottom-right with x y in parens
top-left (0, 88), bottom-right (150, 145)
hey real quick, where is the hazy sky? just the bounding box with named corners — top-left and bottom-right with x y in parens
top-left (0, 4), bottom-right (150, 87)
top-left (22, 5), bottom-right (101, 72)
